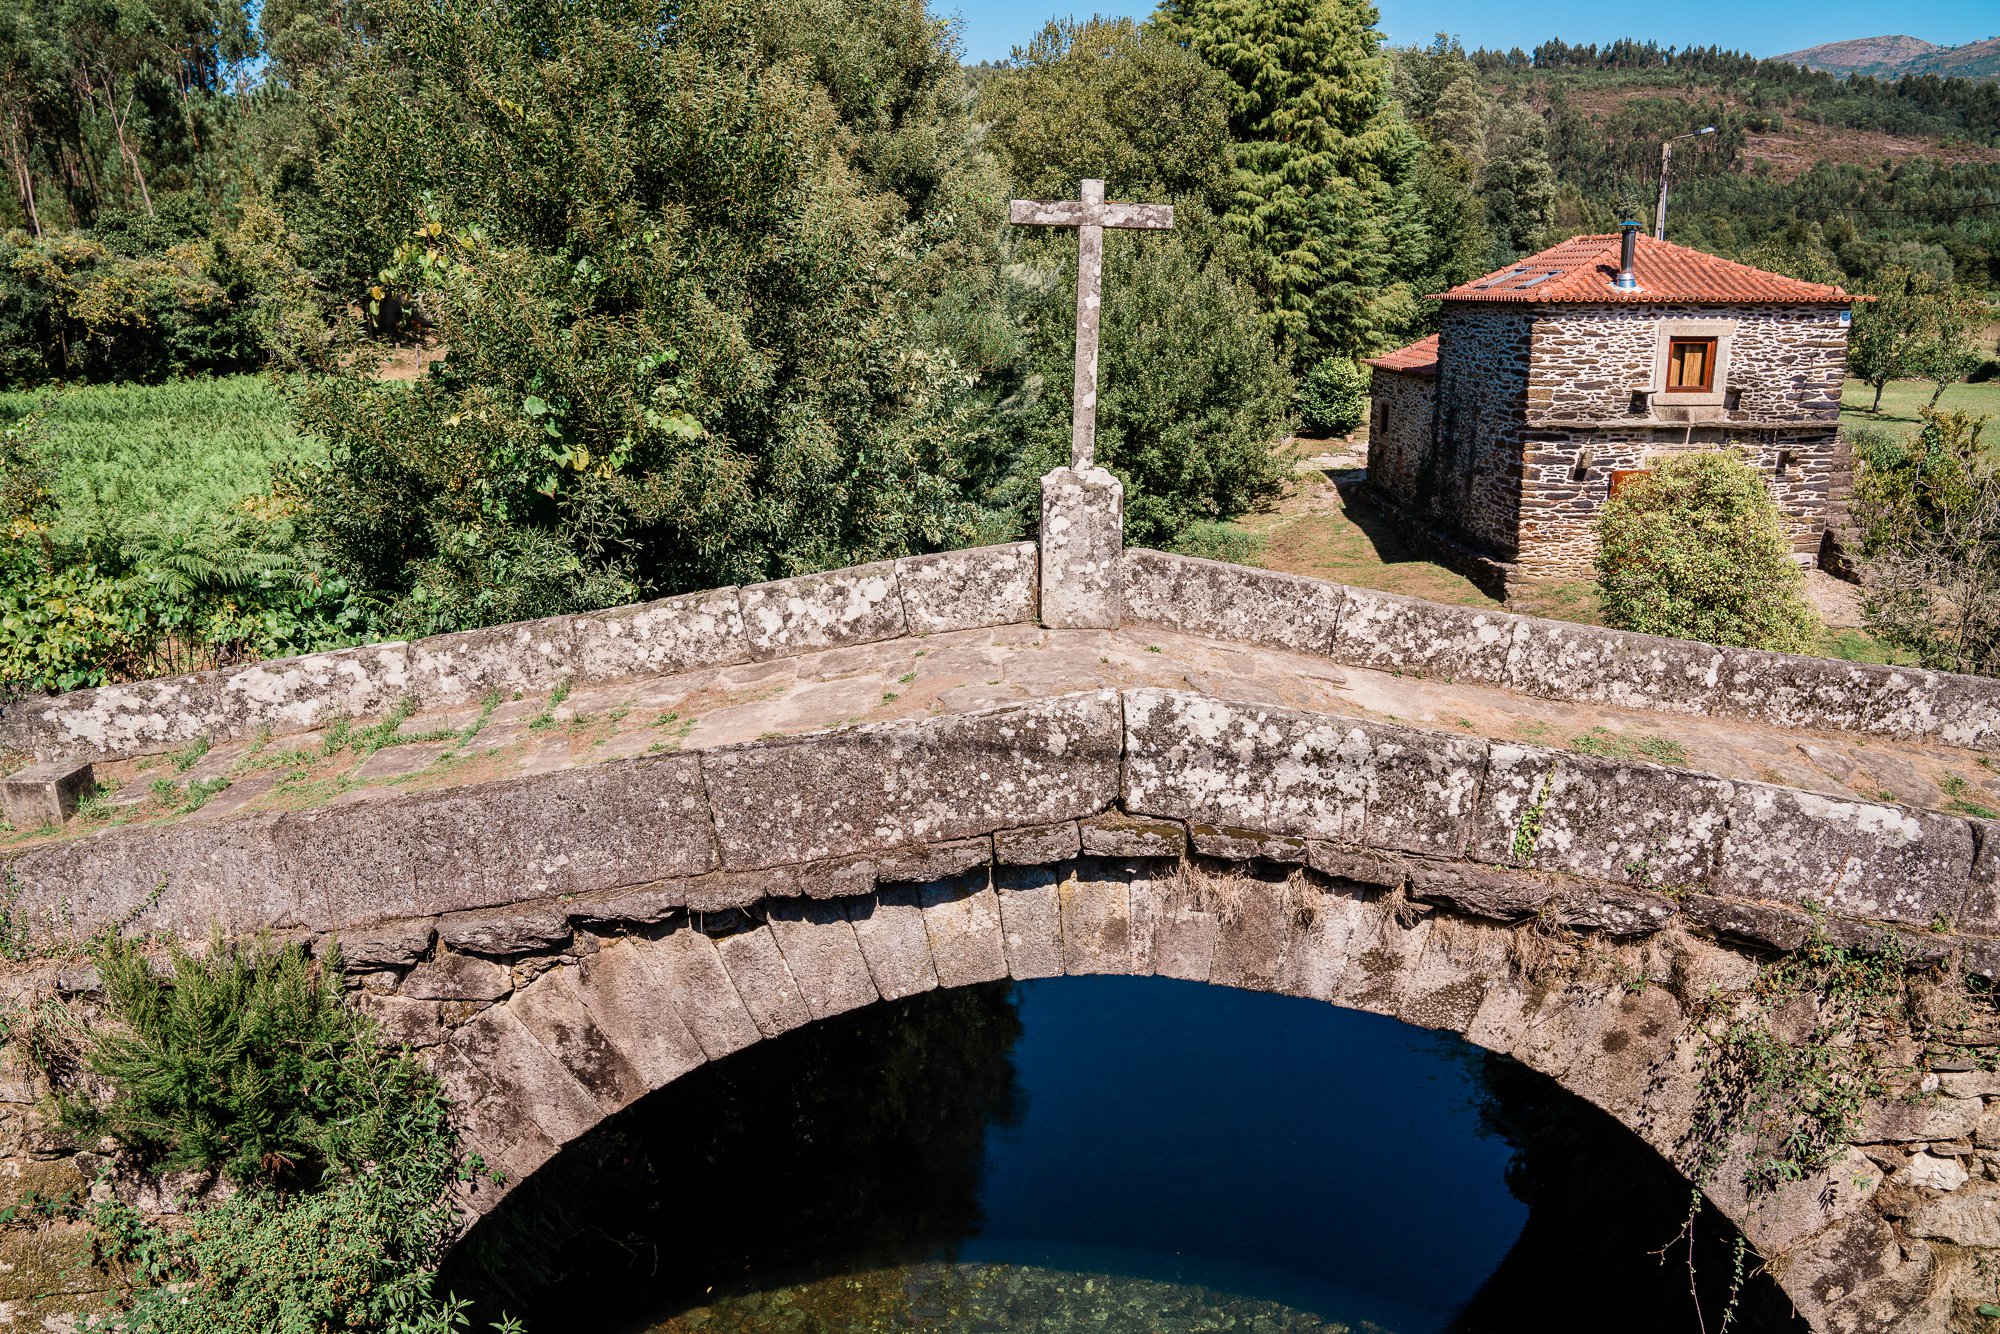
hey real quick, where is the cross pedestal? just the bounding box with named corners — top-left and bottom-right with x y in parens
top-left (1009, 179), bottom-right (1172, 627)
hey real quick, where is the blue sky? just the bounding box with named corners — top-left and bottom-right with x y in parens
top-left (939, 0), bottom-right (1999, 65)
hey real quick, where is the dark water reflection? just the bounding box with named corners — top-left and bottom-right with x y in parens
top-left (445, 975), bottom-right (1805, 1334)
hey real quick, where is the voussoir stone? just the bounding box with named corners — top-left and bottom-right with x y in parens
top-left (1078, 811), bottom-right (1186, 858)
top-left (438, 901), bottom-right (572, 956)
top-left (1121, 689), bottom-right (1484, 859)
top-left (399, 952), bottom-right (513, 1003)
top-left (332, 917), bottom-right (437, 969)
top-left (701, 691), bottom-right (1121, 869)
top-left (995, 822), bottom-right (1081, 865)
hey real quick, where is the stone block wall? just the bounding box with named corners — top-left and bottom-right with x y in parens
top-left (1415, 304), bottom-right (1537, 558)
top-left (1516, 423), bottom-right (1844, 577)
top-left (1363, 368), bottom-right (1434, 503)
top-left (1370, 301), bottom-right (1852, 577)
top-left (1527, 303), bottom-right (1848, 427)
top-left (0, 544), bottom-right (1039, 763)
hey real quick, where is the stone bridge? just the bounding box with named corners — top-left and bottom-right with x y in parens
top-left (4, 468), bottom-right (2000, 1333)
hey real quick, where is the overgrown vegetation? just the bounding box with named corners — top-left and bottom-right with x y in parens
top-left (1595, 451), bottom-right (1820, 652)
top-left (0, 379), bottom-right (363, 693)
top-left (1852, 409), bottom-right (2000, 677)
top-left (1685, 915), bottom-right (1912, 1195)
top-left (34, 932), bottom-right (498, 1333)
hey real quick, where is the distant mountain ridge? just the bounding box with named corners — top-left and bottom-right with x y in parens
top-left (1775, 33), bottom-right (2000, 80)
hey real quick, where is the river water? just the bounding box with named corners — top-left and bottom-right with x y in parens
top-left (446, 974), bottom-right (1805, 1334)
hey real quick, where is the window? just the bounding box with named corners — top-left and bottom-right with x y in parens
top-left (1665, 337), bottom-right (1717, 393)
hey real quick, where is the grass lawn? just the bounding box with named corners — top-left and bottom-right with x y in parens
top-left (1229, 443), bottom-right (1903, 664)
top-left (1842, 377), bottom-right (2000, 442)
top-left (0, 375), bottom-right (316, 546)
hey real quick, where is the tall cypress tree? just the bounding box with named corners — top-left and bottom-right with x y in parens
top-left (1151, 0), bottom-right (1429, 358)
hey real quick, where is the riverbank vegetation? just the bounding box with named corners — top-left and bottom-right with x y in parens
top-left (19, 932), bottom-right (499, 1333)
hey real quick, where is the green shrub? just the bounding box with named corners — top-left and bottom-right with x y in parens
top-left (65, 933), bottom-right (398, 1186)
top-left (1852, 409), bottom-right (2000, 677)
top-left (1594, 451), bottom-right (1820, 652)
top-left (1168, 520), bottom-right (1266, 566)
top-left (56, 933), bottom-right (494, 1333)
top-left (1296, 356), bottom-right (1368, 438)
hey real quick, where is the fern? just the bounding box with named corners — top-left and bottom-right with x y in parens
top-left (62, 932), bottom-right (402, 1188)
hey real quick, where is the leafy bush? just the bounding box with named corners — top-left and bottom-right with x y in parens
top-left (282, 0), bottom-right (1009, 635)
top-left (1852, 409), bottom-right (2000, 677)
top-left (1296, 356), bottom-right (1368, 438)
top-left (57, 933), bottom-right (493, 1333)
top-left (1594, 451), bottom-right (1820, 652)
top-left (0, 207), bottom-right (308, 390)
top-left (65, 934), bottom-right (396, 1186)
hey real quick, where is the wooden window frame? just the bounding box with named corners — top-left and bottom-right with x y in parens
top-left (1664, 336), bottom-right (1718, 394)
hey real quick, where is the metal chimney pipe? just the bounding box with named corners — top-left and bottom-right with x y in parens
top-left (1614, 222), bottom-right (1641, 291)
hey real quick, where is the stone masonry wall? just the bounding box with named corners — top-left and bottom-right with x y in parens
top-left (1509, 303), bottom-right (1851, 576)
top-left (0, 544), bottom-right (1038, 764)
top-left (1416, 304), bottom-right (1537, 558)
top-left (1363, 368), bottom-right (1434, 504)
top-left (1528, 303), bottom-right (1848, 426)
top-left (1516, 423), bottom-right (1844, 577)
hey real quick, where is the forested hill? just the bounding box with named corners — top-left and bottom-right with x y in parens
top-left (1775, 35), bottom-right (2000, 82)
top-left (1456, 39), bottom-right (2000, 294)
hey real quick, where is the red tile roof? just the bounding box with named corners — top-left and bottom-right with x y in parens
top-left (1364, 333), bottom-right (1439, 378)
top-left (1436, 234), bottom-right (1856, 305)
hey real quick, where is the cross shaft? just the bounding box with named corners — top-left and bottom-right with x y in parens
top-left (1008, 179), bottom-right (1173, 470)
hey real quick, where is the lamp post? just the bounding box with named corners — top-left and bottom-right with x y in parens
top-left (1654, 125), bottom-right (1716, 241)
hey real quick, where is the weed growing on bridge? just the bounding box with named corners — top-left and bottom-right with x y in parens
top-left (1685, 911), bottom-right (1915, 1196)
top-left (34, 931), bottom-right (507, 1333)
top-left (1510, 773), bottom-right (1553, 865)
top-left (166, 735), bottom-right (210, 774)
top-left (1566, 727), bottom-right (1690, 768)
top-left (1940, 774), bottom-right (2000, 820)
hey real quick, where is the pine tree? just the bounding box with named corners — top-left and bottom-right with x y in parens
top-left (1151, 0), bottom-right (1429, 358)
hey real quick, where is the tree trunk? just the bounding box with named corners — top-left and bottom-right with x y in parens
top-left (1871, 379), bottom-right (1886, 413)
top-left (111, 88), bottom-right (153, 217)
top-left (5, 121), bottom-right (38, 236)
top-left (1929, 379), bottom-right (1950, 409)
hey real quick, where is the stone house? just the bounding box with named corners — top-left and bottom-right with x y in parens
top-left (1364, 225), bottom-right (1859, 580)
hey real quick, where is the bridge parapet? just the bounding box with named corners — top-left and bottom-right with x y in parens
top-left (5, 537), bottom-right (1996, 772)
top-left (0, 544), bottom-right (1037, 764)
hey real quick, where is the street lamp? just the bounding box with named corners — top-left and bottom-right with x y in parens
top-left (1654, 125), bottom-right (1716, 241)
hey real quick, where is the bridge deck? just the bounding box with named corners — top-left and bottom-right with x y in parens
top-left (6, 619), bottom-right (1992, 853)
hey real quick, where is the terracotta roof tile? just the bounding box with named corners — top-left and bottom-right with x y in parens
top-left (1436, 234), bottom-right (1855, 305)
top-left (1364, 333), bottom-right (1439, 377)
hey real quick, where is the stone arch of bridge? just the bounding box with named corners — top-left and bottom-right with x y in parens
top-left (431, 857), bottom-right (1921, 1334)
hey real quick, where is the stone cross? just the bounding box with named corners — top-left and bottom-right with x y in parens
top-left (1009, 179), bottom-right (1173, 470)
